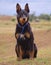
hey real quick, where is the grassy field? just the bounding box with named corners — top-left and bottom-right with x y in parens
top-left (0, 16), bottom-right (51, 65)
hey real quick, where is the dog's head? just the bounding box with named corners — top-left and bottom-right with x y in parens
top-left (16, 3), bottom-right (30, 25)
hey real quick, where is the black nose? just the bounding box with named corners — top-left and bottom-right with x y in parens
top-left (23, 18), bottom-right (25, 21)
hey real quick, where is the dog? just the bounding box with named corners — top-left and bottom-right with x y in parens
top-left (15, 3), bottom-right (37, 61)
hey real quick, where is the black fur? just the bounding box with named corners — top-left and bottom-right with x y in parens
top-left (15, 23), bottom-right (37, 59)
top-left (15, 3), bottom-right (37, 59)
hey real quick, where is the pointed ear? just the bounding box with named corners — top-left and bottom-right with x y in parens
top-left (25, 3), bottom-right (30, 13)
top-left (16, 3), bottom-right (21, 13)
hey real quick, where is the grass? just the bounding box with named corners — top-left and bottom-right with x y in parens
top-left (0, 19), bottom-right (51, 65)
top-left (30, 20), bottom-right (51, 30)
top-left (0, 57), bottom-right (51, 65)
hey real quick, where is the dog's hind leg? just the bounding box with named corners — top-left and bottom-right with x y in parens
top-left (17, 46), bottom-right (23, 61)
top-left (15, 44), bottom-right (19, 57)
top-left (33, 43), bottom-right (37, 58)
top-left (29, 47), bottom-right (34, 60)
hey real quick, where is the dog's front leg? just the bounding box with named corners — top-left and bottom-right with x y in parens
top-left (15, 33), bottom-right (20, 39)
top-left (17, 46), bottom-right (23, 61)
top-left (29, 50), bottom-right (34, 60)
top-left (24, 32), bottom-right (30, 38)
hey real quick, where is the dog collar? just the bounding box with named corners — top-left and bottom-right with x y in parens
top-left (18, 22), bottom-right (28, 34)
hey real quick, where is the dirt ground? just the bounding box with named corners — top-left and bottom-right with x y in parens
top-left (34, 30), bottom-right (51, 48)
top-left (0, 29), bottom-right (51, 65)
top-left (0, 17), bottom-right (51, 65)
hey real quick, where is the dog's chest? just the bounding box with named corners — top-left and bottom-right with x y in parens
top-left (17, 25), bottom-right (28, 34)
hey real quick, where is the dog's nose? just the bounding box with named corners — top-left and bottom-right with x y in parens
top-left (23, 18), bottom-right (25, 21)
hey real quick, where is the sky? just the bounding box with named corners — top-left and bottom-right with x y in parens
top-left (0, 0), bottom-right (51, 16)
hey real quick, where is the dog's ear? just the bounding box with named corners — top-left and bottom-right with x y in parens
top-left (25, 3), bottom-right (30, 13)
top-left (16, 3), bottom-right (21, 13)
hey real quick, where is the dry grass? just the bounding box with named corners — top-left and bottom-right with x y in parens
top-left (0, 16), bottom-right (51, 65)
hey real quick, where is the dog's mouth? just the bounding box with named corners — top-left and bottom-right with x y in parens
top-left (19, 17), bottom-right (28, 25)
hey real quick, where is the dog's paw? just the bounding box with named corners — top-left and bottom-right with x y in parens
top-left (30, 58), bottom-right (33, 60)
top-left (15, 33), bottom-right (20, 39)
top-left (24, 32), bottom-right (30, 38)
top-left (17, 57), bottom-right (22, 61)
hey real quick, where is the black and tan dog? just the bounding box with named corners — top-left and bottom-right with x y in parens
top-left (15, 3), bottom-right (37, 60)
